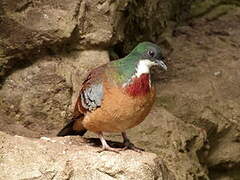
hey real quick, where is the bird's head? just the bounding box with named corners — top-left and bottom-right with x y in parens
top-left (130, 42), bottom-right (167, 76)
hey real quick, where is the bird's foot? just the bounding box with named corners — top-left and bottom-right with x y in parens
top-left (122, 141), bottom-right (144, 152)
top-left (97, 145), bottom-right (121, 153)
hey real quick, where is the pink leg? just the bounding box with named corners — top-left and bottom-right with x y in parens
top-left (97, 132), bottom-right (120, 153)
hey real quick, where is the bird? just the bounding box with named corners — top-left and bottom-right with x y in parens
top-left (57, 42), bottom-right (167, 152)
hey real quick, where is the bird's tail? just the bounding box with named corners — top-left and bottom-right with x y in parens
top-left (57, 118), bottom-right (87, 136)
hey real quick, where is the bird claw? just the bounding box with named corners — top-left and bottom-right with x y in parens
top-left (97, 146), bottom-right (121, 153)
top-left (122, 141), bottom-right (144, 152)
top-left (96, 143), bottom-right (144, 153)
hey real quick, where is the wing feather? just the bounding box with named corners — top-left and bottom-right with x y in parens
top-left (74, 65), bottom-right (106, 117)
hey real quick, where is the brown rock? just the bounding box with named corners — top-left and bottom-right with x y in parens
top-left (0, 0), bottom-right (80, 54)
top-left (0, 131), bottom-right (173, 180)
top-left (0, 0), bottom-right (129, 78)
top-left (104, 107), bottom-right (209, 179)
top-left (158, 7), bottom-right (240, 179)
top-left (0, 50), bottom-right (109, 137)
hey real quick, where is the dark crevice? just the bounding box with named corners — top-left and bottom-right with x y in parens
top-left (96, 168), bottom-right (118, 179)
top-left (15, 1), bottom-right (33, 12)
top-left (109, 42), bottom-right (125, 61)
top-left (209, 164), bottom-right (240, 179)
top-left (196, 122), bottom-right (240, 179)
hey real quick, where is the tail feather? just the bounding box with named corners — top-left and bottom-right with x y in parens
top-left (57, 119), bottom-right (87, 136)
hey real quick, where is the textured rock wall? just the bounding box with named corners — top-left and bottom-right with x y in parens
top-left (0, 0), bottom-right (196, 138)
top-left (0, 0), bottom-right (197, 179)
top-left (0, 0), bottom-right (130, 78)
top-left (158, 4), bottom-right (240, 179)
top-left (1, 0), bottom-right (240, 179)
top-left (0, 0), bottom-right (196, 79)
top-left (0, 0), bottom-right (130, 136)
top-left (0, 50), bottom-right (109, 136)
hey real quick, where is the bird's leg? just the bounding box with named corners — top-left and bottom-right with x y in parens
top-left (121, 132), bottom-right (144, 152)
top-left (97, 132), bottom-right (120, 153)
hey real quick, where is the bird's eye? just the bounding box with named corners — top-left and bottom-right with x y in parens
top-left (148, 50), bottom-right (155, 57)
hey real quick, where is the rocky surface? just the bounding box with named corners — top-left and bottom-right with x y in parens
top-left (0, 0), bottom-right (195, 79)
top-left (0, 50), bottom-right (109, 137)
top-left (0, 131), bottom-right (174, 180)
top-left (105, 3), bottom-right (240, 179)
top-left (0, 0), bottom-right (129, 78)
top-left (157, 5), bottom-right (240, 179)
top-left (103, 107), bottom-right (208, 179)
top-left (0, 0), bottom-right (240, 179)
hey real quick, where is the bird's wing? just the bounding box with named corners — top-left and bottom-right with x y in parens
top-left (58, 64), bottom-right (107, 136)
top-left (73, 65), bottom-right (106, 118)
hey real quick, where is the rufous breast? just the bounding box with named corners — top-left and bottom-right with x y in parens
top-left (82, 74), bottom-right (156, 133)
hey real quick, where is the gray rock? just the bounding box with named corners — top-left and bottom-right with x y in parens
top-left (0, 0), bottom-right (80, 60)
top-left (0, 0), bottom-right (197, 78)
top-left (0, 50), bottom-right (109, 137)
top-left (0, 0), bottom-right (129, 77)
top-left (0, 131), bottom-right (173, 180)
top-left (157, 6), bottom-right (240, 179)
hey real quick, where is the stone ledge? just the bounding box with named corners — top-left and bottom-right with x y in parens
top-left (0, 131), bottom-right (173, 180)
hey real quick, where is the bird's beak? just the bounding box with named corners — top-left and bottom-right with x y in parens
top-left (155, 59), bottom-right (167, 71)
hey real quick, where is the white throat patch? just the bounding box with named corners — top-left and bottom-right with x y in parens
top-left (135, 59), bottom-right (156, 77)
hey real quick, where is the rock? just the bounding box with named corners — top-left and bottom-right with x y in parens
top-left (104, 107), bottom-right (209, 179)
top-left (0, 50), bottom-right (109, 137)
top-left (0, 131), bottom-right (173, 180)
top-left (0, 0), bottom-right (129, 78)
top-left (1, 1), bottom-right (240, 179)
top-left (0, 0), bottom-right (198, 78)
top-left (0, 0), bottom-right (80, 76)
top-left (121, 0), bottom-right (193, 52)
top-left (207, 141), bottom-right (240, 169)
top-left (157, 6), bottom-right (240, 179)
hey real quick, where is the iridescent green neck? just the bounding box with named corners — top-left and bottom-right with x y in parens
top-left (110, 53), bottom-right (140, 85)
